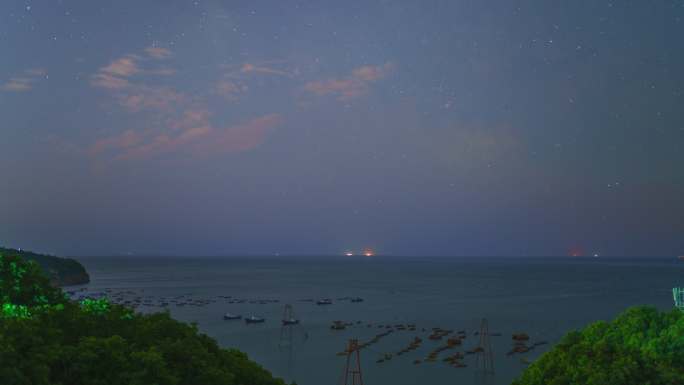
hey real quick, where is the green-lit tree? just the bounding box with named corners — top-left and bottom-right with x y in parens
top-left (513, 306), bottom-right (684, 385)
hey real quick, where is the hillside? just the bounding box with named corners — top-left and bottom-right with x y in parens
top-left (0, 252), bottom-right (290, 385)
top-left (0, 247), bottom-right (90, 286)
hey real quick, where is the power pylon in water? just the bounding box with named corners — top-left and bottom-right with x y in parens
top-left (475, 318), bottom-right (494, 374)
top-left (339, 339), bottom-right (364, 385)
top-left (279, 304), bottom-right (299, 348)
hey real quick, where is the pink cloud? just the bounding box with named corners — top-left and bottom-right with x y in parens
top-left (303, 62), bottom-right (394, 101)
top-left (2, 68), bottom-right (48, 92)
top-left (145, 46), bottom-right (172, 60)
top-left (91, 56), bottom-right (140, 90)
top-left (117, 86), bottom-right (185, 113)
top-left (240, 62), bottom-right (291, 77)
top-left (91, 50), bottom-right (177, 92)
top-left (89, 129), bottom-right (143, 155)
top-left (101, 56), bottom-right (140, 77)
top-left (215, 80), bottom-right (248, 100)
top-left (88, 52), bottom-right (284, 162)
top-left (91, 73), bottom-right (130, 89)
top-left (2, 78), bottom-right (33, 92)
top-left (196, 114), bottom-right (282, 154)
top-left (304, 78), bottom-right (366, 100)
top-left (91, 114), bottom-right (282, 161)
top-left (352, 62), bottom-right (394, 81)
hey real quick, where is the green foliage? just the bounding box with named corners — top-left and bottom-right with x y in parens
top-left (80, 298), bottom-right (111, 315)
top-left (1, 303), bottom-right (30, 319)
top-left (0, 254), bottom-right (66, 308)
top-left (513, 306), bottom-right (684, 385)
top-left (0, 252), bottom-right (290, 385)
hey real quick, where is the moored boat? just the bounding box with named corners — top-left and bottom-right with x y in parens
top-left (223, 313), bottom-right (242, 320)
top-left (245, 315), bottom-right (265, 324)
top-left (316, 298), bottom-right (333, 305)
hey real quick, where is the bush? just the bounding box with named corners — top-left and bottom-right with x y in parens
top-left (513, 306), bottom-right (684, 385)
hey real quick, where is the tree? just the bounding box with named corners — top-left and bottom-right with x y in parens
top-left (0, 251), bottom-right (291, 385)
top-left (513, 306), bottom-right (684, 385)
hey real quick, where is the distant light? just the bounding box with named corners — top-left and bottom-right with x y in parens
top-left (363, 248), bottom-right (374, 257)
top-left (345, 252), bottom-right (354, 257)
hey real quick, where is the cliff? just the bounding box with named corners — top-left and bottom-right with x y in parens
top-left (0, 247), bottom-right (90, 286)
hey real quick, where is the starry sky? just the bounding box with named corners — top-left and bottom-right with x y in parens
top-left (2, 1), bottom-right (683, 257)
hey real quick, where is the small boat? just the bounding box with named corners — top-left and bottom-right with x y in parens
top-left (350, 297), bottom-right (364, 303)
top-left (282, 318), bottom-right (300, 325)
top-left (244, 315), bottom-right (265, 324)
top-left (316, 299), bottom-right (333, 305)
top-left (223, 313), bottom-right (242, 320)
top-left (512, 333), bottom-right (530, 341)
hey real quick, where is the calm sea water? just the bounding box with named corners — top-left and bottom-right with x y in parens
top-left (73, 256), bottom-right (682, 385)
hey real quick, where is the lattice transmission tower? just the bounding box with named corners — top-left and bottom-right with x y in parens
top-left (339, 339), bottom-right (364, 385)
top-left (475, 318), bottom-right (495, 374)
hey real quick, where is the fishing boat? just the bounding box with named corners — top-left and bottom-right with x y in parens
top-left (223, 313), bottom-right (242, 320)
top-left (316, 298), bottom-right (333, 305)
top-left (244, 315), bottom-right (265, 324)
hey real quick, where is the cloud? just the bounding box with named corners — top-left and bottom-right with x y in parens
top-left (195, 114), bottom-right (282, 154)
top-left (91, 50), bottom-right (175, 90)
top-left (215, 61), bottom-right (289, 101)
top-left (145, 46), bottom-right (172, 60)
top-left (222, 61), bottom-right (293, 79)
top-left (89, 129), bottom-right (143, 156)
top-left (88, 51), bottom-right (282, 162)
top-left (117, 86), bottom-right (185, 113)
top-left (25, 68), bottom-right (47, 77)
top-left (240, 62), bottom-right (291, 77)
top-left (1, 68), bottom-right (47, 92)
top-left (303, 62), bottom-right (393, 101)
top-left (304, 78), bottom-right (366, 100)
top-left (91, 73), bottom-right (130, 89)
top-left (91, 57), bottom-right (138, 90)
top-left (215, 80), bottom-right (248, 100)
top-left (2, 78), bottom-right (33, 92)
top-left (101, 56), bottom-right (140, 77)
top-left (91, 113), bottom-right (282, 161)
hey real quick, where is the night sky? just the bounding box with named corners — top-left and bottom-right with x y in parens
top-left (2, 1), bottom-right (683, 257)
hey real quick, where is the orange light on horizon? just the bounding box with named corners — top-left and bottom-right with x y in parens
top-left (363, 248), bottom-right (374, 257)
top-left (569, 246), bottom-right (585, 257)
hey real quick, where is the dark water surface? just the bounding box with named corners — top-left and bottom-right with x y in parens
top-left (74, 256), bottom-right (683, 385)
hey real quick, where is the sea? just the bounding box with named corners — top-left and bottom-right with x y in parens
top-left (71, 256), bottom-right (683, 385)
